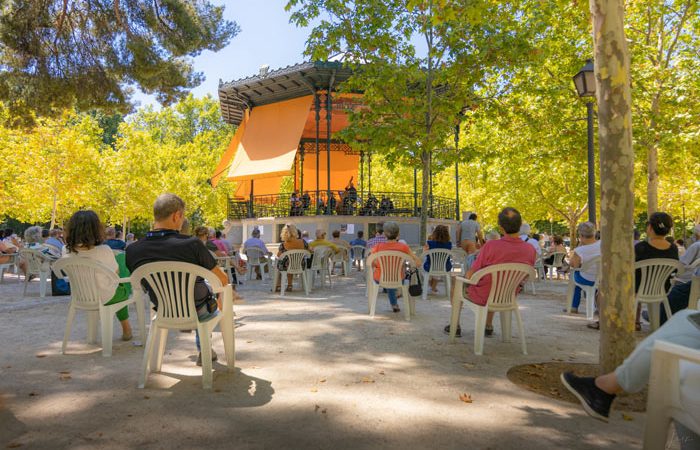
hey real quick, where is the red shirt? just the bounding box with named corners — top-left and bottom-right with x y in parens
top-left (467, 235), bottom-right (536, 306)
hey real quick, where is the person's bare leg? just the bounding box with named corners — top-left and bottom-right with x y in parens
top-left (120, 319), bottom-right (132, 340)
top-left (486, 311), bottom-right (494, 328)
top-left (287, 274), bottom-right (293, 290)
top-left (594, 372), bottom-right (623, 395)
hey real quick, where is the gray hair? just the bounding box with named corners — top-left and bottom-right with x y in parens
top-left (24, 226), bottom-right (43, 244)
top-left (126, 233), bottom-right (135, 241)
top-left (207, 227), bottom-right (216, 238)
top-left (486, 230), bottom-right (501, 241)
top-left (153, 193), bottom-right (185, 221)
top-left (315, 229), bottom-right (325, 239)
top-left (577, 222), bottom-right (596, 239)
top-left (383, 221), bottom-right (400, 240)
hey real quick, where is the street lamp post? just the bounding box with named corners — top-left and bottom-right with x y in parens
top-left (573, 59), bottom-right (597, 225)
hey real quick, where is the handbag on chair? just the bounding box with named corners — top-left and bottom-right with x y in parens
top-left (407, 268), bottom-right (422, 297)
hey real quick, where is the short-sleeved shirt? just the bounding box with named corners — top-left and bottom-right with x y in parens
top-left (310, 239), bottom-right (338, 253)
top-left (520, 235), bottom-right (542, 256)
top-left (574, 240), bottom-right (601, 282)
top-left (424, 240), bottom-right (453, 272)
top-left (244, 237), bottom-right (268, 254)
top-left (677, 241), bottom-right (700, 284)
top-left (367, 234), bottom-right (387, 249)
top-left (126, 230), bottom-right (217, 308)
top-left (350, 239), bottom-right (367, 247)
top-left (372, 241), bottom-right (412, 282)
top-left (467, 236), bottom-right (536, 306)
top-left (460, 220), bottom-right (480, 242)
top-left (634, 241), bottom-right (679, 292)
top-left (105, 239), bottom-right (126, 251)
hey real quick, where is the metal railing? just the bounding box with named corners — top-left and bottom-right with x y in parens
top-left (228, 191), bottom-right (456, 220)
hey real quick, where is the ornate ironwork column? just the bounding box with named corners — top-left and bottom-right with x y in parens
top-left (326, 92), bottom-right (332, 215)
top-left (315, 93), bottom-right (321, 213)
top-left (360, 150), bottom-right (364, 200)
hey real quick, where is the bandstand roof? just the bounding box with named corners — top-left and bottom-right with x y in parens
top-left (218, 61), bottom-right (354, 126)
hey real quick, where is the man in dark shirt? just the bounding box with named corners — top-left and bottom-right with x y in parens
top-left (126, 193), bottom-right (230, 365)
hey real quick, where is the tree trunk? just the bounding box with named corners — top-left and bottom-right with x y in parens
top-left (50, 192), bottom-right (58, 230)
top-left (419, 3), bottom-right (434, 246)
top-left (589, 0), bottom-right (637, 373)
top-left (645, 94), bottom-right (661, 216)
top-left (568, 218), bottom-right (578, 250)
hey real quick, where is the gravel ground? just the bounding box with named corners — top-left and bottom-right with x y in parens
top-left (0, 269), bottom-right (660, 449)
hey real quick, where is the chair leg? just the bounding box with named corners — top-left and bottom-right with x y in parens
top-left (39, 272), bottom-right (48, 297)
top-left (422, 271), bottom-right (429, 300)
top-left (135, 297), bottom-right (147, 345)
top-left (515, 309), bottom-right (528, 355)
top-left (138, 324), bottom-right (158, 389)
top-left (22, 275), bottom-right (28, 296)
top-left (154, 328), bottom-right (168, 372)
top-left (220, 312), bottom-right (235, 372)
top-left (445, 275), bottom-right (451, 299)
top-left (87, 311), bottom-right (99, 344)
top-left (100, 307), bottom-right (114, 357)
top-left (402, 286), bottom-right (411, 321)
top-left (198, 324), bottom-right (214, 389)
top-left (585, 287), bottom-right (596, 320)
top-left (302, 272), bottom-right (310, 295)
top-left (500, 311), bottom-right (512, 343)
top-left (368, 285), bottom-right (379, 317)
top-left (649, 303), bottom-right (660, 331)
top-left (449, 298), bottom-right (461, 343)
top-left (280, 272), bottom-right (287, 297)
top-left (62, 305), bottom-right (76, 354)
top-left (474, 308), bottom-right (487, 355)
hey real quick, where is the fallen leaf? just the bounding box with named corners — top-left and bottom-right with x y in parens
top-left (214, 389), bottom-right (222, 393)
top-left (35, 354), bottom-right (47, 358)
top-left (28, 392), bottom-right (38, 397)
top-left (6, 442), bottom-right (22, 448)
top-left (127, 414), bottom-right (133, 417)
top-left (361, 377), bottom-right (375, 383)
top-left (314, 404), bottom-right (320, 412)
top-left (59, 371), bottom-right (70, 375)
top-left (143, 396), bottom-right (150, 400)
top-left (246, 340), bottom-right (254, 343)
top-left (59, 374), bottom-right (72, 381)
top-left (310, 388), bottom-right (318, 393)
top-left (5, 366), bottom-right (11, 369)
top-left (621, 413), bottom-right (634, 421)
top-left (321, 408), bottom-right (327, 414)
top-left (459, 393), bottom-right (473, 403)
top-left (319, 378), bottom-right (327, 383)
top-left (462, 363), bottom-right (475, 369)
top-left (378, 371), bottom-right (385, 375)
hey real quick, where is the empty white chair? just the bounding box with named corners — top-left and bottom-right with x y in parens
top-left (20, 248), bottom-right (51, 297)
top-left (0, 253), bottom-right (19, 283)
top-left (130, 261), bottom-right (235, 389)
top-left (450, 263), bottom-right (536, 355)
top-left (307, 246), bottom-right (333, 289)
top-left (351, 245), bottom-right (366, 271)
top-left (528, 255), bottom-right (545, 295)
top-left (52, 257), bottom-right (146, 357)
top-left (636, 258), bottom-right (685, 330)
top-left (272, 249), bottom-right (310, 297)
top-left (565, 255), bottom-right (601, 320)
top-left (245, 247), bottom-right (269, 281)
top-left (420, 248), bottom-right (453, 300)
top-left (365, 250), bottom-right (414, 321)
top-left (643, 340), bottom-right (700, 450)
top-left (543, 252), bottom-right (567, 281)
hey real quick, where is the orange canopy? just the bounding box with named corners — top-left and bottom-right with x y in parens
top-left (226, 95), bottom-right (313, 182)
top-left (298, 151), bottom-right (359, 194)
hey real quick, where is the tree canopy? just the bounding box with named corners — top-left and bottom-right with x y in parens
top-left (0, 0), bottom-right (239, 124)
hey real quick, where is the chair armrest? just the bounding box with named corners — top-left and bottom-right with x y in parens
top-left (118, 277), bottom-right (131, 284)
top-left (652, 340), bottom-right (700, 365)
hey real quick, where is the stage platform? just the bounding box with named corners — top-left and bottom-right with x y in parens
top-left (226, 215), bottom-right (459, 247)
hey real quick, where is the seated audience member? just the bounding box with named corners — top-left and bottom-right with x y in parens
top-left (275, 224), bottom-right (309, 292)
top-left (635, 212), bottom-right (679, 329)
top-left (675, 239), bottom-right (686, 257)
top-left (350, 231), bottom-right (367, 269)
top-left (519, 223), bottom-right (542, 257)
top-left (24, 226), bottom-right (61, 261)
top-left (309, 230), bottom-right (339, 253)
top-left (371, 221), bottom-right (421, 312)
top-left (243, 228), bottom-right (271, 280)
top-left (445, 207), bottom-right (536, 337)
top-left (104, 227), bottom-right (126, 251)
top-left (566, 223), bottom-right (600, 314)
top-left (367, 224), bottom-right (387, 249)
top-left (45, 229), bottom-right (65, 252)
top-left (331, 230), bottom-right (350, 252)
top-left (661, 237), bottom-right (700, 325)
top-left (485, 230), bottom-right (501, 241)
top-left (125, 233), bottom-right (136, 247)
top-left (301, 230), bottom-right (311, 243)
top-left (213, 230), bottom-right (232, 254)
top-left (423, 225), bottom-right (452, 293)
top-left (63, 211), bottom-right (133, 341)
top-left (561, 308), bottom-right (700, 445)
top-left (126, 194), bottom-right (233, 365)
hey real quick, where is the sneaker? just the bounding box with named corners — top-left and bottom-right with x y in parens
top-left (484, 326), bottom-right (494, 337)
top-left (560, 372), bottom-right (615, 422)
top-left (443, 324), bottom-right (461, 338)
top-left (392, 305), bottom-right (400, 313)
top-left (196, 349), bottom-right (218, 367)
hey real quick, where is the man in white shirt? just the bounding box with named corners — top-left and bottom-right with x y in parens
top-left (567, 222), bottom-right (601, 314)
top-left (661, 238), bottom-right (700, 325)
top-left (519, 223), bottom-right (542, 257)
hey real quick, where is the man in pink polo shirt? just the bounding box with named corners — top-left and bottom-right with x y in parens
top-left (445, 207), bottom-right (536, 337)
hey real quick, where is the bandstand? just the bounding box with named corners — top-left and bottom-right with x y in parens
top-left (212, 61), bottom-right (459, 245)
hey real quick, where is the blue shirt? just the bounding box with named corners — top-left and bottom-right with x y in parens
top-left (350, 239), bottom-right (366, 247)
top-left (105, 239), bottom-right (126, 251)
top-left (45, 237), bottom-right (64, 250)
top-left (424, 240), bottom-right (452, 272)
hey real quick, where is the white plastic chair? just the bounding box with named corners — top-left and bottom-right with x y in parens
top-left (351, 245), bottom-right (366, 271)
top-left (307, 246), bottom-right (333, 289)
top-left (565, 255), bottom-right (601, 320)
top-left (643, 340), bottom-right (700, 450)
top-left (635, 258), bottom-right (685, 331)
top-left (420, 249), bottom-right (452, 300)
top-left (686, 259), bottom-right (700, 310)
top-left (365, 250), bottom-right (414, 321)
top-left (52, 257), bottom-right (146, 357)
top-left (130, 261), bottom-right (235, 389)
top-left (451, 248), bottom-right (468, 276)
top-left (272, 249), bottom-right (310, 297)
top-left (20, 248), bottom-right (51, 297)
top-left (528, 255), bottom-right (546, 294)
top-left (330, 247), bottom-right (350, 276)
top-left (244, 247), bottom-right (269, 281)
top-left (450, 263), bottom-right (536, 355)
top-left (543, 252), bottom-right (567, 281)
top-left (0, 253), bottom-right (19, 283)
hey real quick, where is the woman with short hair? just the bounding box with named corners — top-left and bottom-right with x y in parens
top-left (63, 210), bottom-right (133, 341)
top-left (371, 222), bottom-right (421, 312)
top-left (423, 225), bottom-right (452, 294)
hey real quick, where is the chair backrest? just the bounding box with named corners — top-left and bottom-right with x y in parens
top-left (52, 257), bottom-right (120, 308)
top-left (579, 255), bottom-right (601, 284)
top-left (279, 249), bottom-right (310, 275)
top-left (129, 261), bottom-right (224, 325)
top-left (351, 245), bottom-right (366, 262)
top-left (245, 247), bottom-right (264, 265)
top-left (423, 248), bottom-right (452, 275)
top-left (331, 246), bottom-right (347, 262)
top-left (469, 263), bottom-right (537, 309)
top-left (310, 246), bottom-right (332, 270)
top-left (366, 250), bottom-right (413, 289)
top-left (20, 248), bottom-right (49, 274)
top-left (635, 258), bottom-right (685, 300)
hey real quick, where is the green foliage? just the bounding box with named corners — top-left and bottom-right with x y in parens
top-left (0, 1), bottom-right (239, 123)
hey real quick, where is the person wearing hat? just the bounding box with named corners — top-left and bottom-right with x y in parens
top-left (519, 223), bottom-right (542, 257)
